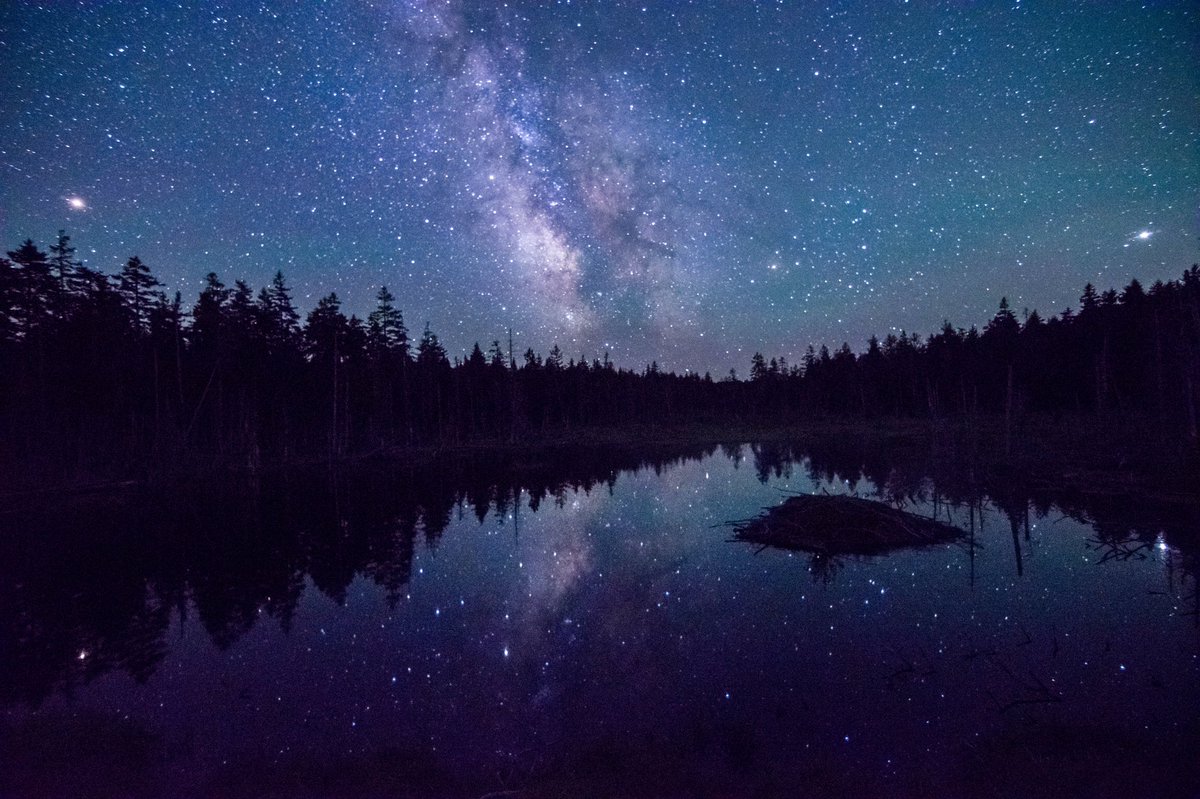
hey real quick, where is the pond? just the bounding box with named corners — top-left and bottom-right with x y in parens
top-left (2, 440), bottom-right (1197, 797)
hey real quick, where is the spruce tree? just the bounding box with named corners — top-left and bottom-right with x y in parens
top-left (117, 256), bottom-right (162, 331)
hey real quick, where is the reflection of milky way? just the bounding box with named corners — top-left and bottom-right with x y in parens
top-left (511, 492), bottom-right (600, 658)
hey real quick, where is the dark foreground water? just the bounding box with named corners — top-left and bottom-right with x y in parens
top-left (2, 440), bottom-right (1198, 798)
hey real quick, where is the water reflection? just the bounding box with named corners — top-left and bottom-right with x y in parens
top-left (759, 435), bottom-right (1200, 596)
top-left (1, 444), bottom-right (723, 708)
top-left (1, 437), bottom-right (1197, 796)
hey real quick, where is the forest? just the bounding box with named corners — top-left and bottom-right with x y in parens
top-left (2, 231), bottom-right (1198, 485)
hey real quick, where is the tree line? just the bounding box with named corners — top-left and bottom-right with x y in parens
top-left (745, 269), bottom-right (1200, 454)
top-left (1, 231), bottom-right (1198, 481)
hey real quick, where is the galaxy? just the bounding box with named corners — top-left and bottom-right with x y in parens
top-left (1, 1), bottom-right (1196, 372)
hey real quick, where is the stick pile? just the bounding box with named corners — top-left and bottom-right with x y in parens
top-left (730, 493), bottom-right (965, 555)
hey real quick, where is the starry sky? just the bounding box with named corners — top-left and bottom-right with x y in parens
top-left (1, 1), bottom-right (1197, 373)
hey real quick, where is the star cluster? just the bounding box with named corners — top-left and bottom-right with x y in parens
top-left (1, 1), bottom-right (1195, 372)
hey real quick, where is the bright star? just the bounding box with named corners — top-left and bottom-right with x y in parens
top-left (1136, 230), bottom-right (1152, 240)
top-left (67, 196), bottom-right (86, 210)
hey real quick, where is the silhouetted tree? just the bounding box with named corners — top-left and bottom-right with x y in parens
top-left (1, 231), bottom-right (1197, 484)
top-left (7, 240), bottom-right (55, 335)
top-left (117, 256), bottom-right (162, 332)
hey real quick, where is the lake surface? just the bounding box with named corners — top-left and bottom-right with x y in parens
top-left (2, 440), bottom-right (1197, 797)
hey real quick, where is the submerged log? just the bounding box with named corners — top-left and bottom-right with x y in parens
top-left (730, 493), bottom-right (965, 556)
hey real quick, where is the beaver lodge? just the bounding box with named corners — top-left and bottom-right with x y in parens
top-left (730, 493), bottom-right (966, 557)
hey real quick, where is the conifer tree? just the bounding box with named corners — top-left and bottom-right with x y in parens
top-left (7, 240), bottom-right (55, 333)
top-left (417, 323), bottom-right (447, 367)
top-left (48, 230), bottom-right (81, 298)
top-left (257, 271), bottom-right (301, 349)
top-left (367, 286), bottom-right (408, 359)
top-left (117, 256), bottom-right (161, 332)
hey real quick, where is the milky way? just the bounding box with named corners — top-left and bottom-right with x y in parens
top-left (1, 1), bottom-right (1196, 372)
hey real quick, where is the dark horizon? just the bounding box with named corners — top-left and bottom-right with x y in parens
top-left (3, 230), bottom-right (1199, 490)
top-left (5, 229), bottom-right (1198, 377)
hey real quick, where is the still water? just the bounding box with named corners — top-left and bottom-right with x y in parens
top-left (2, 441), bottom-right (1197, 797)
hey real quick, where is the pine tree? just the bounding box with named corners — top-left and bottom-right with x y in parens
top-left (546, 344), bottom-right (564, 371)
top-left (416, 323), bottom-right (447, 367)
top-left (190, 273), bottom-right (231, 353)
top-left (1080, 283), bottom-right (1099, 314)
top-left (466, 342), bottom-right (487, 370)
top-left (257, 271), bottom-right (300, 349)
top-left (228, 280), bottom-right (256, 337)
top-left (487, 340), bottom-right (507, 369)
top-left (305, 293), bottom-right (348, 361)
top-left (984, 297), bottom-right (1020, 341)
top-left (48, 230), bottom-right (81, 298)
top-left (366, 286), bottom-right (409, 359)
top-left (984, 298), bottom-right (1021, 453)
top-left (750, 352), bottom-right (767, 381)
top-left (305, 294), bottom-right (351, 455)
top-left (0, 255), bottom-right (16, 344)
top-left (117, 256), bottom-right (162, 331)
top-left (7, 240), bottom-right (56, 333)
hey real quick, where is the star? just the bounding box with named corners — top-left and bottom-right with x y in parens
top-left (1, 1), bottom-right (1195, 375)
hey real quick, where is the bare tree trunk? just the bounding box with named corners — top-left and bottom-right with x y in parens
top-left (1154, 309), bottom-right (1165, 434)
top-left (153, 349), bottom-right (161, 450)
top-left (1004, 363), bottom-right (1014, 457)
top-left (968, 501), bottom-right (976, 589)
top-left (1009, 510), bottom-right (1023, 577)
top-left (508, 329), bottom-right (517, 444)
top-left (331, 331), bottom-right (339, 460)
top-left (175, 325), bottom-right (185, 417)
top-left (1187, 372), bottom-right (1198, 445)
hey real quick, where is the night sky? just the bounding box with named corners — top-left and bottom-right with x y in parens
top-left (2, 1), bottom-right (1196, 373)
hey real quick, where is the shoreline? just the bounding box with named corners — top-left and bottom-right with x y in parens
top-left (3, 414), bottom-right (1196, 508)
